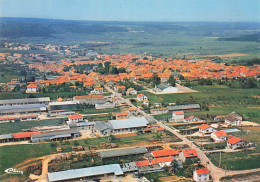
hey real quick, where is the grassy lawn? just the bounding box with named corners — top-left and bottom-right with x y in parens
top-left (207, 127), bottom-right (260, 170)
top-left (0, 144), bottom-right (56, 176)
top-left (0, 118), bottom-right (65, 134)
top-left (0, 133), bottom-right (163, 176)
top-left (143, 85), bottom-right (260, 123)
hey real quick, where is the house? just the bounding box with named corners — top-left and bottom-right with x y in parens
top-left (225, 111), bottom-right (242, 126)
top-left (91, 87), bottom-right (103, 94)
top-left (198, 124), bottom-right (214, 134)
top-left (129, 107), bottom-right (138, 116)
top-left (179, 149), bottom-right (198, 162)
top-left (68, 114), bottom-right (84, 123)
top-left (25, 84), bottom-right (38, 93)
top-left (114, 85), bottom-right (126, 93)
top-left (47, 164), bottom-right (124, 182)
top-left (151, 156), bottom-right (174, 167)
top-left (227, 136), bottom-right (249, 150)
top-left (184, 116), bottom-right (200, 123)
top-left (111, 97), bottom-right (121, 105)
top-left (114, 112), bottom-right (129, 120)
top-left (211, 130), bottom-right (227, 142)
top-left (150, 108), bottom-right (168, 114)
top-left (143, 99), bottom-right (149, 107)
top-left (126, 88), bottom-right (137, 95)
top-left (172, 111), bottom-right (184, 122)
top-left (0, 117), bottom-right (15, 123)
top-left (151, 149), bottom-right (179, 158)
top-left (154, 84), bottom-right (178, 93)
top-left (155, 127), bottom-right (165, 132)
top-left (137, 94), bottom-right (148, 101)
top-left (193, 168), bottom-right (210, 182)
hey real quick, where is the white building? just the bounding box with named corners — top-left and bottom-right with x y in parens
top-left (26, 84), bottom-right (38, 93)
top-left (137, 94), bottom-right (148, 101)
top-left (155, 84), bottom-right (179, 93)
top-left (68, 114), bottom-right (84, 123)
top-left (211, 130), bottom-right (227, 142)
top-left (225, 111), bottom-right (242, 126)
top-left (172, 111), bottom-right (184, 122)
top-left (227, 136), bottom-right (248, 150)
top-left (193, 168), bottom-right (210, 182)
top-left (198, 124), bottom-right (215, 134)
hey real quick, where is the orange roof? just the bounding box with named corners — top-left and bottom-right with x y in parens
top-left (0, 117), bottom-right (15, 121)
top-left (129, 107), bottom-right (138, 111)
top-left (115, 112), bottom-right (129, 117)
top-left (227, 136), bottom-right (245, 145)
top-left (213, 130), bottom-right (227, 137)
top-left (137, 94), bottom-right (144, 97)
top-left (147, 124), bottom-right (160, 128)
top-left (174, 111), bottom-right (184, 115)
top-left (152, 149), bottom-right (179, 157)
top-left (13, 131), bottom-right (41, 139)
top-left (117, 86), bottom-right (126, 89)
top-left (182, 149), bottom-right (198, 158)
top-left (196, 168), bottom-right (209, 175)
top-left (151, 156), bottom-right (174, 165)
top-left (135, 160), bottom-right (150, 167)
top-left (156, 127), bottom-right (165, 131)
top-left (199, 124), bottom-right (211, 130)
top-left (27, 84), bottom-right (38, 88)
top-left (68, 115), bottom-right (83, 120)
top-left (94, 87), bottom-right (103, 90)
top-left (74, 95), bottom-right (103, 99)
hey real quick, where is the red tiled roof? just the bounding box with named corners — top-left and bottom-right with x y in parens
top-left (182, 149), bottom-right (198, 158)
top-left (129, 107), bottom-right (138, 111)
top-left (13, 131), bottom-right (41, 139)
top-left (27, 84), bottom-right (38, 88)
top-left (156, 127), bottom-right (165, 131)
top-left (199, 124), bottom-right (211, 130)
top-left (214, 130), bottom-right (227, 137)
top-left (135, 160), bottom-right (150, 167)
top-left (196, 168), bottom-right (209, 175)
top-left (68, 115), bottom-right (83, 120)
top-left (147, 124), bottom-right (160, 128)
top-left (137, 94), bottom-right (144, 97)
top-left (151, 156), bottom-right (174, 165)
top-left (74, 95), bottom-right (103, 99)
top-left (227, 136), bottom-right (245, 145)
top-left (174, 111), bottom-right (184, 115)
top-left (0, 117), bottom-right (15, 121)
top-left (152, 149), bottom-right (179, 157)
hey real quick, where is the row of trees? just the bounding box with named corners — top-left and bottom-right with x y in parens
top-left (95, 62), bottom-right (126, 75)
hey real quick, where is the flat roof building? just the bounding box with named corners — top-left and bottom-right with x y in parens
top-left (0, 104), bottom-right (47, 116)
top-left (0, 97), bottom-right (50, 107)
top-left (47, 164), bottom-right (124, 182)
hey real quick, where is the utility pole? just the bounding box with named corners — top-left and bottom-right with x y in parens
top-left (219, 151), bottom-right (221, 167)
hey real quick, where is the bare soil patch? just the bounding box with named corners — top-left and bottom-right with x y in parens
top-left (114, 133), bottom-right (137, 138)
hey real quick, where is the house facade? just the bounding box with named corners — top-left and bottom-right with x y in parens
top-left (193, 168), bottom-right (210, 182)
top-left (211, 130), bottom-right (227, 142)
top-left (198, 124), bottom-right (214, 134)
top-left (225, 111), bottom-right (242, 126)
top-left (172, 111), bottom-right (184, 122)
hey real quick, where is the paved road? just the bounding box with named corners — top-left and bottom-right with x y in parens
top-left (107, 85), bottom-right (260, 181)
top-left (157, 121), bottom-right (260, 181)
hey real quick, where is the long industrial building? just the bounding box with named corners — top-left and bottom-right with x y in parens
top-left (0, 104), bottom-right (47, 116)
top-left (47, 164), bottom-right (124, 182)
top-left (0, 97), bottom-right (50, 106)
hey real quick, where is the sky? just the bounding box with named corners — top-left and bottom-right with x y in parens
top-left (0, 0), bottom-right (259, 22)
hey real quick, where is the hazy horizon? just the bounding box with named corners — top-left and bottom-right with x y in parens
top-left (0, 0), bottom-right (259, 22)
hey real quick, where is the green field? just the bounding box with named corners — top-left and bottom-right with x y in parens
top-left (0, 133), bottom-right (165, 176)
top-left (144, 85), bottom-right (260, 123)
top-left (207, 127), bottom-right (260, 170)
top-left (0, 118), bottom-right (65, 134)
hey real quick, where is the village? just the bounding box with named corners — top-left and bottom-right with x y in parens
top-left (0, 42), bottom-right (259, 182)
